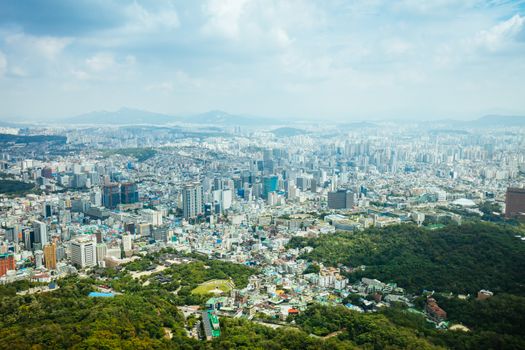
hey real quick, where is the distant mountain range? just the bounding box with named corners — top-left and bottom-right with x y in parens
top-left (474, 115), bottom-right (525, 127)
top-left (2, 110), bottom-right (525, 128)
top-left (58, 108), bottom-right (284, 126)
top-left (427, 115), bottom-right (525, 129)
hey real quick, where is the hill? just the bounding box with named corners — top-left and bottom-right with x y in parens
top-left (0, 133), bottom-right (67, 144)
top-left (271, 127), bottom-right (308, 137)
top-left (475, 115), bottom-right (525, 127)
top-left (288, 223), bottom-right (525, 295)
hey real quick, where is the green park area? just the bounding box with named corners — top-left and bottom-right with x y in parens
top-left (102, 148), bottom-right (157, 162)
top-left (192, 279), bottom-right (234, 295)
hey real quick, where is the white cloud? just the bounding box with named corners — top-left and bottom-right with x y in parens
top-left (5, 32), bottom-right (71, 60)
top-left (124, 2), bottom-right (180, 33)
top-left (202, 0), bottom-right (250, 39)
top-left (86, 53), bottom-right (115, 72)
top-left (0, 51), bottom-right (6, 78)
top-left (201, 0), bottom-right (319, 52)
top-left (271, 27), bottom-right (293, 48)
top-left (474, 14), bottom-right (525, 51)
top-left (73, 53), bottom-right (136, 81)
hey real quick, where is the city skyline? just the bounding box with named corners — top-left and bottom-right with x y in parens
top-left (1, 0), bottom-right (525, 121)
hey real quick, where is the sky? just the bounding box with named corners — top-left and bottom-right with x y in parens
top-left (0, 0), bottom-right (524, 122)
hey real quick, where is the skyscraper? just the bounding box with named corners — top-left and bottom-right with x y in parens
top-left (0, 253), bottom-right (15, 277)
top-left (121, 182), bottom-right (139, 204)
top-left (262, 176), bottom-right (279, 199)
top-left (103, 183), bottom-right (121, 209)
top-left (327, 190), bottom-right (356, 209)
top-left (33, 220), bottom-right (48, 248)
top-left (183, 182), bottom-right (203, 219)
top-left (34, 250), bottom-right (44, 268)
top-left (505, 187), bottom-right (525, 219)
top-left (96, 243), bottom-right (107, 266)
top-left (43, 202), bottom-right (53, 218)
top-left (43, 242), bottom-right (57, 270)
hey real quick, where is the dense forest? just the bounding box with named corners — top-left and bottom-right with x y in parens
top-left (0, 133), bottom-right (67, 144)
top-left (0, 277), bottom-right (185, 350)
top-left (102, 148), bottom-right (158, 162)
top-left (288, 222), bottom-right (525, 295)
top-left (0, 179), bottom-right (35, 195)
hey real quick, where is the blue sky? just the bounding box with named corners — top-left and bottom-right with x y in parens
top-left (0, 0), bottom-right (524, 121)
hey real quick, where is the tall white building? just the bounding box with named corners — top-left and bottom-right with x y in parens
top-left (122, 234), bottom-right (132, 252)
top-left (90, 191), bottom-right (102, 207)
top-left (33, 220), bottom-right (48, 248)
top-left (70, 237), bottom-right (96, 268)
top-left (222, 189), bottom-right (232, 210)
top-left (182, 182), bottom-right (203, 219)
top-left (96, 243), bottom-right (107, 266)
top-left (141, 209), bottom-right (163, 226)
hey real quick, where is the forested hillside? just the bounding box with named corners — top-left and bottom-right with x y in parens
top-left (288, 223), bottom-right (525, 295)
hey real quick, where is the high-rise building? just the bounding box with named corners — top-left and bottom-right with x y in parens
top-left (5, 225), bottom-right (21, 243)
top-left (121, 182), bottom-right (139, 204)
top-left (96, 243), bottom-right (107, 266)
top-left (90, 191), bottom-right (102, 207)
top-left (70, 237), bottom-right (96, 268)
top-left (43, 242), bottom-right (57, 270)
top-left (43, 202), bottom-right (53, 218)
top-left (0, 253), bottom-right (15, 277)
top-left (122, 234), bottom-right (132, 253)
top-left (505, 187), bottom-right (525, 219)
top-left (34, 250), bottom-right (44, 268)
top-left (182, 182), bottom-right (203, 219)
top-left (141, 209), bottom-right (163, 226)
top-left (103, 183), bottom-right (121, 209)
top-left (327, 189), bottom-right (356, 209)
top-left (95, 230), bottom-right (103, 244)
top-left (33, 220), bottom-right (48, 248)
top-left (262, 176), bottom-right (279, 199)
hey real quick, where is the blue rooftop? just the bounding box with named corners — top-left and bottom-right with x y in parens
top-left (88, 292), bottom-right (115, 298)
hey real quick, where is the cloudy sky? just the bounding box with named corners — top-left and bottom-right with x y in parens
top-left (0, 0), bottom-right (524, 121)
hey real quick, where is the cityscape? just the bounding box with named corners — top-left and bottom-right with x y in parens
top-left (1, 1), bottom-right (525, 349)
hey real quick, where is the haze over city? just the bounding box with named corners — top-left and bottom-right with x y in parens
top-left (1, 0), bottom-right (525, 121)
top-left (1, 2), bottom-right (525, 350)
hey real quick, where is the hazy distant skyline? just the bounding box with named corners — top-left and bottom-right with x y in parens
top-left (1, 0), bottom-right (525, 121)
